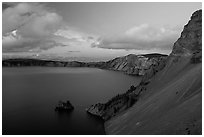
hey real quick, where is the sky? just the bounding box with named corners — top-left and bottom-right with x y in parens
top-left (2, 2), bottom-right (202, 61)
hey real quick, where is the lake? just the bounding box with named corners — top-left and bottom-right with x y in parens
top-left (2, 67), bottom-right (141, 135)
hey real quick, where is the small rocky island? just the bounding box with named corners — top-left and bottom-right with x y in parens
top-left (55, 100), bottom-right (74, 112)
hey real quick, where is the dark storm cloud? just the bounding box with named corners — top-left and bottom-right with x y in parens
top-left (2, 2), bottom-right (18, 11)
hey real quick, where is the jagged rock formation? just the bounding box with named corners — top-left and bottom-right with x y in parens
top-left (171, 10), bottom-right (202, 57)
top-left (104, 53), bottom-right (167, 76)
top-left (2, 53), bottom-right (167, 76)
top-left (55, 100), bottom-right (74, 112)
top-left (86, 85), bottom-right (140, 120)
top-left (87, 9), bottom-right (202, 135)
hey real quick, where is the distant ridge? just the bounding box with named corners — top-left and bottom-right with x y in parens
top-left (3, 53), bottom-right (167, 76)
top-left (140, 53), bottom-right (168, 58)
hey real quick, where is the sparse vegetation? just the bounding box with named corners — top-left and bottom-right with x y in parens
top-left (87, 84), bottom-right (145, 120)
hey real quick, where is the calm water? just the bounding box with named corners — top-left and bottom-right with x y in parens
top-left (2, 67), bottom-right (141, 135)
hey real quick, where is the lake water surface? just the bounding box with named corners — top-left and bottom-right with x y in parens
top-left (2, 67), bottom-right (141, 135)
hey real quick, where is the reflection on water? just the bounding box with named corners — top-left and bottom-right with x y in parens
top-left (3, 67), bottom-right (141, 135)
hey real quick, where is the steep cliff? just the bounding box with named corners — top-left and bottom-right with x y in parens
top-left (104, 9), bottom-right (202, 135)
top-left (104, 53), bottom-right (167, 76)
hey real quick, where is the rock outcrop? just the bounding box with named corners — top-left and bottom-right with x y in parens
top-left (55, 100), bottom-right (74, 112)
top-left (103, 9), bottom-right (202, 135)
top-left (86, 85), bottom-right (141, 120)
top-left (171, 10), bottom-right (202, 57)
top-left (104, 53), bottom-right (167, 76)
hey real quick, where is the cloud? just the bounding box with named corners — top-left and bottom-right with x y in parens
top-left (67, 50), bottom-right (80, 53)
top-left (2, 2), bottom-right (19, 11)
top-left (2, 2), bottom-right (64, 52)
top-left (2, 32), bottom-right (66, 52)
top-left (92, 24), bottom-right (181, 50)
top-left (54, 27), bottom-right (97, 44)
top-left (2, 2), bottom-right (62, 35)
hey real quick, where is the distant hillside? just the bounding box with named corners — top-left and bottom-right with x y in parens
top-left (103, 53), bottom-right (167, 76)
top-left (2, 53), bottom-right (167, 76)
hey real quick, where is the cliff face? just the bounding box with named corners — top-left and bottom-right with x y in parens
top-left (171, 10), bottom-right (202, 57)
top-left (104, 53), bottom-right (167, 76)
top-left (104, 9), bottom-right (202, 135)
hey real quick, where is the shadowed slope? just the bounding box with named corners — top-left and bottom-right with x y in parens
top-left (105, 59), bottom-right (201, 134)
top-left (105, 9), bottom-right (202, 135)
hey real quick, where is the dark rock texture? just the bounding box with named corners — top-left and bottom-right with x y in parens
top-left (55, 100), bottom-right (74, 112)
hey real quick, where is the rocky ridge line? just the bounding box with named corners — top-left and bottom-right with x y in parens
top-left (2, 53), bottom-right (167, 76)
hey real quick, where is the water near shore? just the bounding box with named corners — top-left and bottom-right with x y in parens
top-left (2, 67), bottom-right (141, 135)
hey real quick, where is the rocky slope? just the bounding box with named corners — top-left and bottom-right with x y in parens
top-left (2, 53), bottom-right (167, 76)
top-left (87, 9), bottom-right (202, 135)
top-left (86, 54), bottom-right (167, 121)
top-left (104, 53), bottom-right (167, 76)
